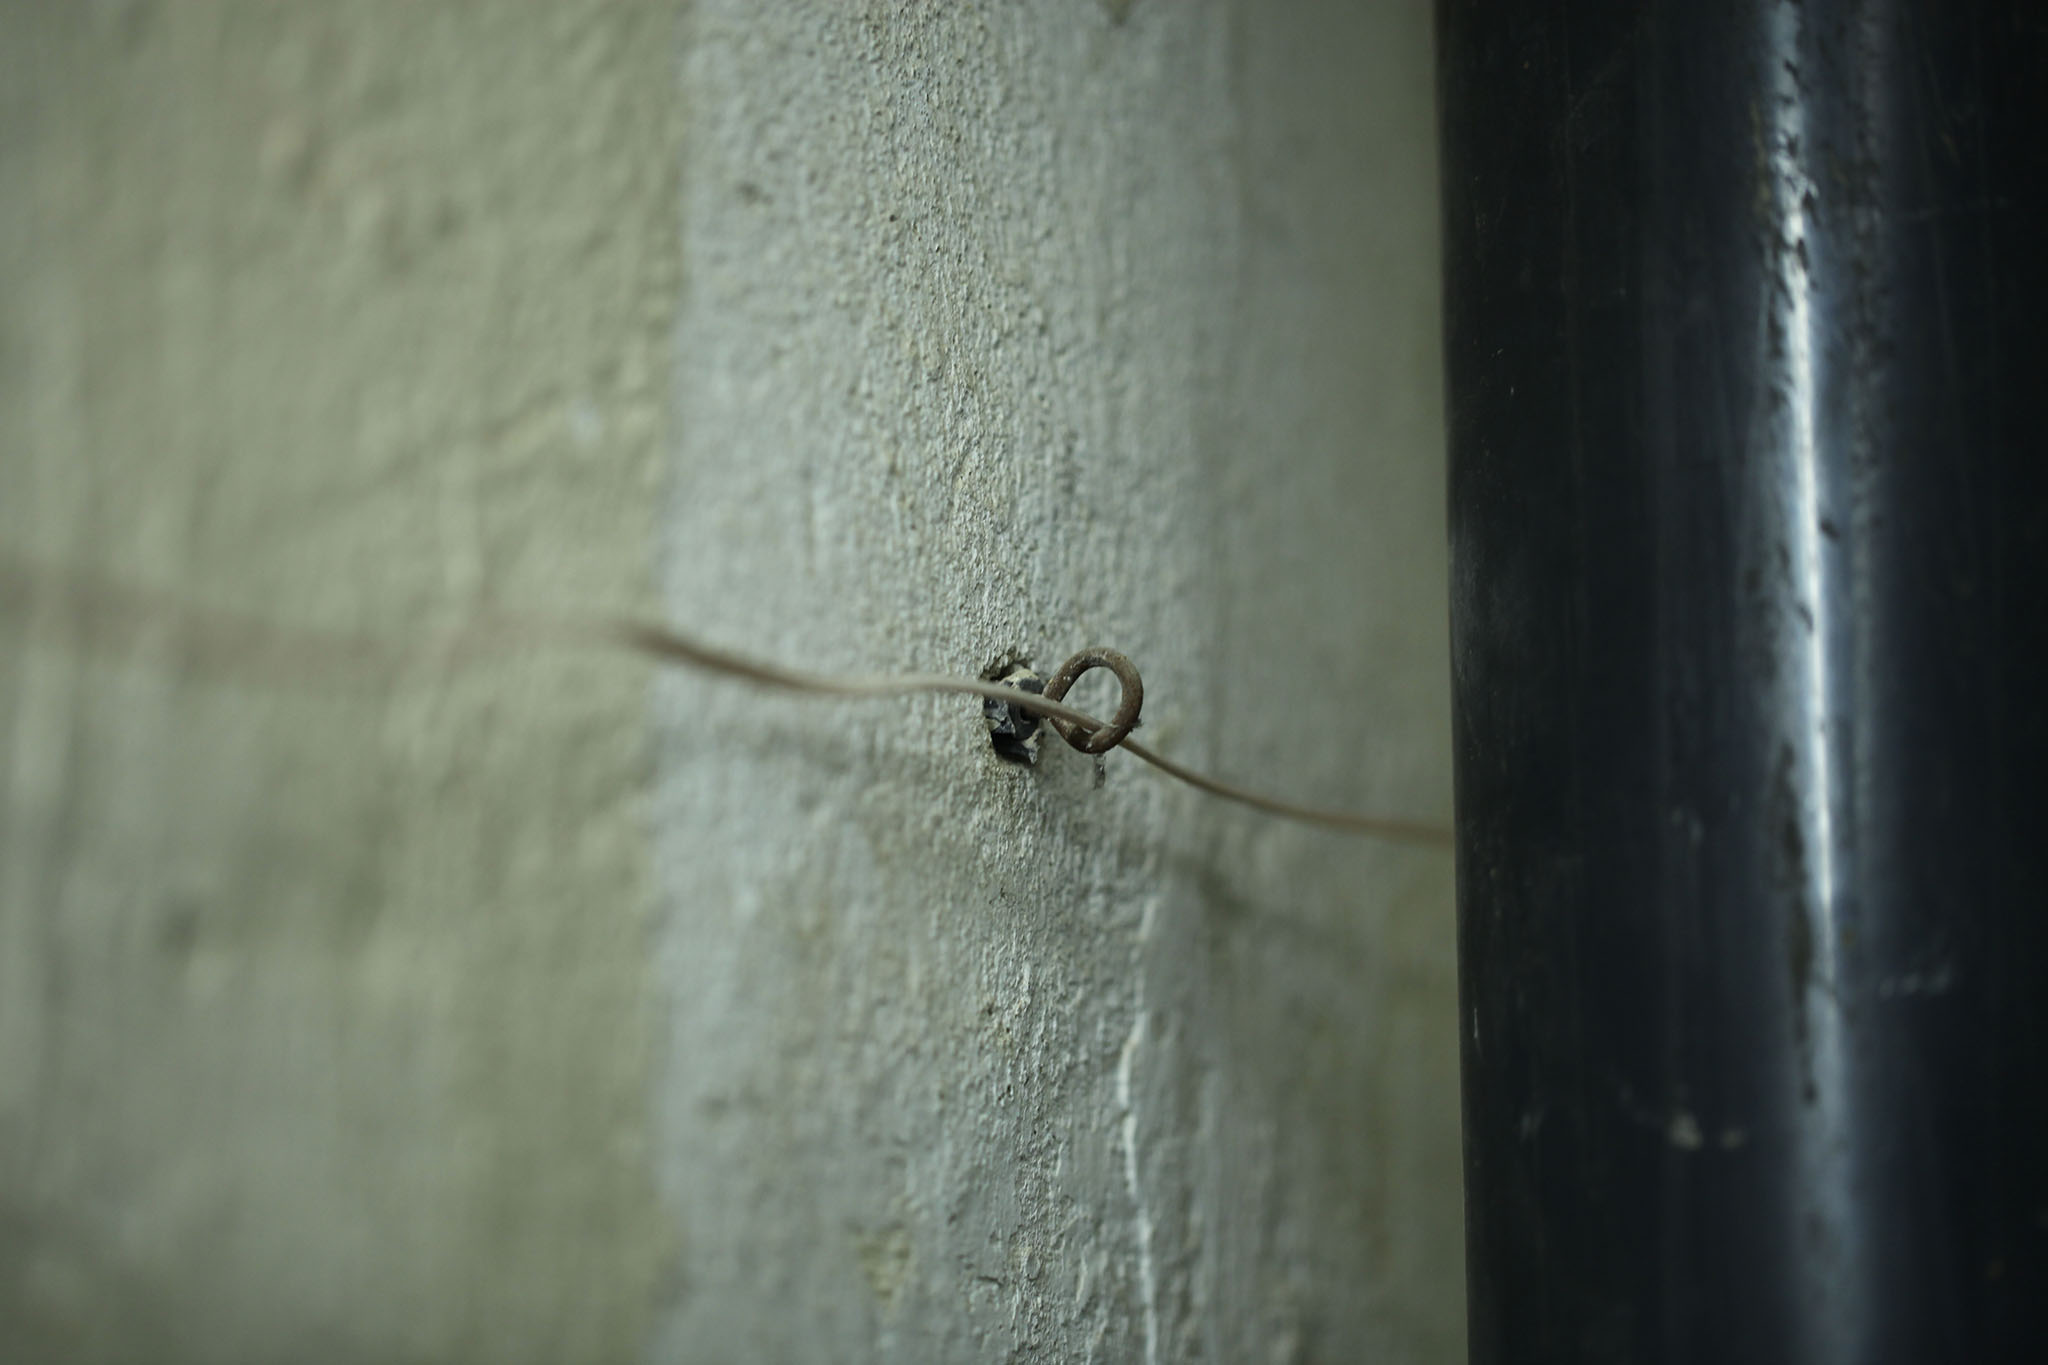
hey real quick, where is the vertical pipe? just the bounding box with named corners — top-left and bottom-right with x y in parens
top-left (1438, 2), bottom-right (2048, 1361)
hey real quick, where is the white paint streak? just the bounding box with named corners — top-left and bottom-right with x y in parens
top-left (1117, 1006), bottom-right (1162, 1365)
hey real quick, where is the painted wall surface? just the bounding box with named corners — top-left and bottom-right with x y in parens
top-left (2, 2), bottom-right (1459, 1362)
top-left (0, 5), bottom-right (679, 1360)
top-left (655, 2), bottom-right (1459, 1360)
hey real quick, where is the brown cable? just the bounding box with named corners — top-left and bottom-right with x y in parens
top-left (2, 549), bottom-right (1454, 848)
top-left (588, 621), bottom-right (1452, 847)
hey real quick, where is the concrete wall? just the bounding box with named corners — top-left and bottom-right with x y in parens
top-left (2, 2), bottom-right (1459, 1361)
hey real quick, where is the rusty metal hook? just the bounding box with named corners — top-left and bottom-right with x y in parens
top-left (1039, 647), bottom-right (1144, 755)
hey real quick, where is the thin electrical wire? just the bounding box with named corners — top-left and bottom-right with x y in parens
top-left (607, 619), bottom-right (1452, 846)
top-left (1, 549), bottom-right (1454, 847)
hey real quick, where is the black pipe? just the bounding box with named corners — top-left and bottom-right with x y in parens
top-left (1438, 3), bottom-right (2048, 1361)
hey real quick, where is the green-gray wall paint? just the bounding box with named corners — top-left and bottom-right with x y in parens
top-left (2, 3), bottom-right (1460, 1360)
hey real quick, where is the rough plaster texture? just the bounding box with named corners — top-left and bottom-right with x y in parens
top-left (1, 3), bottom-right (680, 1360)
top-left (1, 1), bottom-right (1460, 1362)
top-left (655, 2), bottom-right (1460, 1360)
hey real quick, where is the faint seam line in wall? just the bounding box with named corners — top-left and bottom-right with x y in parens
top-left (1, 567), bottom-right (79, 1172)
